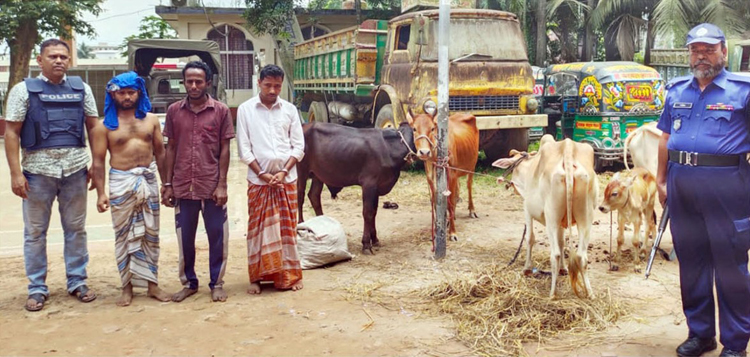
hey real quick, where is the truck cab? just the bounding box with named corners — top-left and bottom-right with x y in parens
top-left (293, 8), bottom-right (545, 160)
top-left (127, 39), bottom-right (225, 130)
top-left (374, 9), bottom-right (545, 160)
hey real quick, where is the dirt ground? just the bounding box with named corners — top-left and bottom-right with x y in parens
top-left (0, 145), bottom-right (720, 357)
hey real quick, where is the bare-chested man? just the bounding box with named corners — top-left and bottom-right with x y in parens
top-left (91, 71), bottom-right (171, 306)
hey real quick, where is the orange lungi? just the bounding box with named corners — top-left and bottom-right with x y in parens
top-left (246, 181), bottom-right (302, 289)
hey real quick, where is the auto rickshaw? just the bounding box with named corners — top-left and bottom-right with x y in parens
top-left (541, 61), bottom-right (665, 170)
top-left (528, 65), bottom-right (546, 140)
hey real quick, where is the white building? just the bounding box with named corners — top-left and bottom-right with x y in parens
top-left (90, 42), bottom-right (122, 59)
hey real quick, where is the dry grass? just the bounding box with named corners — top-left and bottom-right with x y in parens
top-left (307, 167), bottom-right (632, 357)
top-left (420, 263), bottom-right (629, 356)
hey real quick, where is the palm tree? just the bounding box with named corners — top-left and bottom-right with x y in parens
top-left (654, 0), bottom-right (749, 42)
top-left (548, 0), bottom-right (588, 62)
top-left (77, 42), bottom-right (94, 59)
top-left (591, 0), bottom-right (750, 64)
top-left (535, 0), bottom-right (547, 66)
top-left (589, 0), bottom-right (652, 61)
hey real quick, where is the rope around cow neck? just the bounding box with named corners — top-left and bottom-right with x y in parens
top-left (396, 130), bottom-right (419, 162)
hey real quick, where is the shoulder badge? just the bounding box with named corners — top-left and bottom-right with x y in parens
top-left (726, 72), bottom-right (750, 85)
top-left (666, 75), bottom-right (691, 90)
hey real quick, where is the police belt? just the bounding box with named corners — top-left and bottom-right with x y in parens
top-left (668, 150), bottom-right (741, 167)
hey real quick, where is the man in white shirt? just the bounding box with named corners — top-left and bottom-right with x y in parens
top-left (236, 64), bottom-right (305, 294)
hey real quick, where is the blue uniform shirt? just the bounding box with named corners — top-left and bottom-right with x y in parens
top-left (657, 69), bottom-right (750, 155)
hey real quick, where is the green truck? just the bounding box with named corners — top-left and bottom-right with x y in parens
top-left (292, 7), bottom-right (547, 161)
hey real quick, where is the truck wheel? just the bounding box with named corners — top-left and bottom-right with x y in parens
top-left (480, 128), bottom-right (529, 163)
top-left (375, 104), bottom-right (395, 129)
top-left (308, 101), bottom-right (328, 123)
top-left (594, 156), bottom-right (605, 173)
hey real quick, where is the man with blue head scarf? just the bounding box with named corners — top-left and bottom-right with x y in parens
top-left (90, 71), bottom-right (172, 306)
top-left (103, 71), bottom-right (151, 130)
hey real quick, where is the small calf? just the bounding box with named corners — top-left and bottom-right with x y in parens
top-left (598, 167), bottom-right (657, 264)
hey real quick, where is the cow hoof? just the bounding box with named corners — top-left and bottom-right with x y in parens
top-left (469, 212), bottom-right (479, 219)
top-left (372, 240), bottom-right (382, 248)
top-left (610, 264), bottom-right (620, 272)
top-left (361, 247), bottom-right (375, 255)
top-left (449, 235), bottom-right (458, 242)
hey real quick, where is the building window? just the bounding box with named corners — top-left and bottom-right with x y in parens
top-left (207, 25), bottom-right (254, 90)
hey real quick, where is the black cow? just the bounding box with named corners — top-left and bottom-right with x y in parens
top-left (297, 122), bottom-right (416, 254)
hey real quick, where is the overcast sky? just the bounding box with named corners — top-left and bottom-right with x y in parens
top-left (78, 0), bottom-right (246, 47)
top-left (0, 0), bottom-right (279, 58)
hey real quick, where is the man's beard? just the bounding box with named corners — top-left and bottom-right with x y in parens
top-left (115, 100), bottom-right (136, 110)
top-left (691, 59), bottom-right (725, 79)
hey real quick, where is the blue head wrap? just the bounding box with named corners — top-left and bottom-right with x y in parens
top-left (104, 71), bottom-right (151, 130)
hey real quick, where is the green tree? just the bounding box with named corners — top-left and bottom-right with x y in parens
top-left (308, 0), bottom-right (342, 9)
top-left (654, 0), bottom-right (749, 41)
top-left (589, 0), bottom-right (653, 62)
top-left (591, 0), bottom-right (750, 64)
top-left (0, 0), bottom-right (103, 108)
top-left (243, 0), bottom-right (302, 40)
top-left (77, 42), bottom-right (94, 59)
top-left (548, 0), bottom-right (588, 63)
top-left (535, 0), bottom-right (547, 66)
top-left (120, 15), bottom-right (177, 57)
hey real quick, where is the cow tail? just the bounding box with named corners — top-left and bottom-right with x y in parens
top-left (623, 130), bottom-right (634, 171)
top-left (564, 141), bottom-right (584, 298)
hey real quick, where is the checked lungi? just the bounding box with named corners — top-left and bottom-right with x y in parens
top-left (246, 181), bottom-right (302, 289)
top-left (109, 162), bottom-right (160, 288)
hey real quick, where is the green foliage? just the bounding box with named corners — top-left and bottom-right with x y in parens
top-left (307, 0), bottom-right (342, 9)
top-left (0, 0), bottom-right (103, 44)
top-left (633, 51), bottom-right (644, 64)
top-left (77, 42), bottom-right (94, 59)
top-left (0, 0), bottom-right (103, 109)
top-left (243, 0), bottom-right (301, 39)
top-left (363, 0), bottom-right (400, 10)
top-left (119, 15), bottom-right (177, 57)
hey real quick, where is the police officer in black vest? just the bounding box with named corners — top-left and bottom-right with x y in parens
top-left (657, 24), bottom-right (750, 357)
top-left (4, 39), bottom-right (100, 311)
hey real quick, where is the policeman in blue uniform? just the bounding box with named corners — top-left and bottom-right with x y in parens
top-left (656, 23), bottom-right (750, 357)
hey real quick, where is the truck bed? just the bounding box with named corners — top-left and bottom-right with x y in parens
top-left (294, 19), bottom-right (388, 96)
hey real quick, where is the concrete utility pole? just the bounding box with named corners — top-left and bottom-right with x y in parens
top-left (434, 0), bottom-right (450, 259)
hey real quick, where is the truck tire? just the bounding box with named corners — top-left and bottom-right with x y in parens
top-left (480, 128), bottom-right (529, 163)
top-left (309, 101), bottom-right (329, 123)
top-left (374, 104), bottom-right (396, 129)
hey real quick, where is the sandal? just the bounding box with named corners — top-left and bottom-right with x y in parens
top-left (70, 285), bottom-right (97, 303)
top-left (25, 293), bottom-right (46, 312)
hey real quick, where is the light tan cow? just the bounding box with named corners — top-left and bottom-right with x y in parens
top-left (493, 135), bottom-right (598, 298)
top-left (598, 167), bottom-right (657, 265)
top-left (624, 122), bottom-right (662, 176)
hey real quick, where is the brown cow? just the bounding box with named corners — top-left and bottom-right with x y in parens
top-left (598, 167), bottom-right (658, 265)
top-left (493, 135), bottom-right (598, 298)
top-left (407, 111), bottom-right (480, 242)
